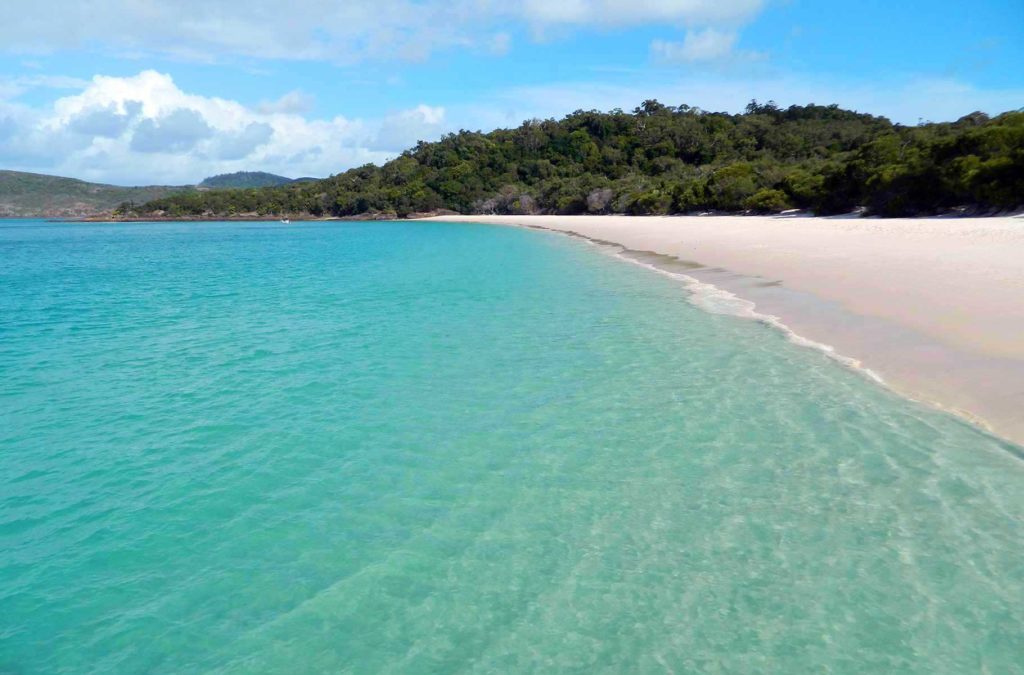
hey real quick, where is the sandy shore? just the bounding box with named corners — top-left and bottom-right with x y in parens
top-left (426, 214), bottom-right (1024, 447)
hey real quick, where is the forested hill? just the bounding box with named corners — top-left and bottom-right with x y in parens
top-left (199, 171), bottom-right (297, 188)
top-left (127, 101), bottom-right (1024, 219)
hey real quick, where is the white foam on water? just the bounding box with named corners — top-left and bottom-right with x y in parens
top-left (621, 252), bottom-right (886, 384)
top-left (572, 237), bottom-right (888, 384)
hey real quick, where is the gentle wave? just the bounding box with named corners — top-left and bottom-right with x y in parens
top-left (564, 234), bottom-right (1012, 443)
top-left (574, 237), bottom-right (887, 383)
top-left (614, 250), bottom-right (1019, 439)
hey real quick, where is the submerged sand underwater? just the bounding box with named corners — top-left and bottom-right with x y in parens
top-left (431, 214), bottom-right (1024, 446)
top-left (2, 218), bottom-right (1022, 672)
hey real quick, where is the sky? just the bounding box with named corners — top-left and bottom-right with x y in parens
top-left (0, 0), bottom-right (1021, 185)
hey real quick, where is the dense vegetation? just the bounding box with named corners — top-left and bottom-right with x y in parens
top-left (199, 171), bottom-right (305, 189)
top-left (126, 101), bottom-right (1024, 219)
top-left (0, 170), bottom-right (187, 218)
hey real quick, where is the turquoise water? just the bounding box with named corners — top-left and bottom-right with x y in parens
top-left (1, 219), bottom-right (1022, 673)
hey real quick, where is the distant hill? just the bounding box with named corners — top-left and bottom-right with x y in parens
top-left (0, 170), bottom-right (189, 218)
top-left (198, 171), bottom-right (297, 189)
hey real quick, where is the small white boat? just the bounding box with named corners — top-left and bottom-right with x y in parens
top-left (280, 218), bottom-right (291, 224)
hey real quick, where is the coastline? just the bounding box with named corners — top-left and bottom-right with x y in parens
top-left (425, 214), bottom-right (1024, 448)
top-left (73, 209), bottom-right (461, 222)
top-left (75, 214), bottom-right (374, 222)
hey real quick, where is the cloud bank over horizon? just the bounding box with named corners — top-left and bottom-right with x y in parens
top-left (0, 71), bottom-right (450, 185)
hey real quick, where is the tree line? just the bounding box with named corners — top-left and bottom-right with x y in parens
top-left (122, 100), bottom-right (1024, 219)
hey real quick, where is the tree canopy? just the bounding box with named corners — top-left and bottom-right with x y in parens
top-left (124, 101), bottom-right (1024, 219)
top-left (198, 171), bottom-right (297, 189)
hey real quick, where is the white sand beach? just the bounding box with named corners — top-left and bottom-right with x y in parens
top-left (427, 214), bottom-right (1024, 447)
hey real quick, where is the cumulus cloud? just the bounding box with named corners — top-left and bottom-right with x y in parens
top-left (0, 0), bottom-right (766, 63)
top-left (257, 91), bottom-right (314, 115)
top-left (67, 102), bottom-right (141, 138)
top-left (212, 122), bottom-right (275, 160)
top-left (0, 70), bottom-right (446, 184)
top-left (373, 105), bottom-right (447, 152)
top-left (130, 109), bottom-right (214, 153)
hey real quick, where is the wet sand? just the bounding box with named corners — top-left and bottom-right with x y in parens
top-left (426, 214), bottom-right (1024, 447)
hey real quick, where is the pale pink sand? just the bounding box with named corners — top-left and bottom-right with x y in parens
top-left (427, 214), bottom-right (1024, 446)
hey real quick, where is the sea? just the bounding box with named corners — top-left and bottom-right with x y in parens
top-left (1, 219), bottom-right (1021, 673)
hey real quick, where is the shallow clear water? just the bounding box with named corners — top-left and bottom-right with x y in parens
top-left (1, 219), bottom-right (1021, 673)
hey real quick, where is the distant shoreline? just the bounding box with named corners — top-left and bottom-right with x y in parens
top-left (75, 214), bottom-right (363, 223)
top-left (58, 207), bottom-right (1024, 223)
top-left (74, 209), bottom-right (460, 222)
top-left (424, 213), bottom-right (1024, 448)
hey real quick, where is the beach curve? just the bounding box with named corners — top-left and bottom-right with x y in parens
top-left (425, 214), bottom-right (1024, 448)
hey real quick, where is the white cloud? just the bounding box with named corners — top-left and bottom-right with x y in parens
top-left (212, 123), bottom-right (275, 160)
top-left (0, 0), bottom-right (766, 63)
top-left (130, 109), bottom-right (214, 153)
top-left (651, 28), bottom-right (737, 63)
top-left (67, 102), bottom-right (140, 138)
top-left (0, 70), bottom-right (447, 184)
top-left (373, 105), bottom-right (448, 152)
top-left (520, 0), bottom-right (763, 26)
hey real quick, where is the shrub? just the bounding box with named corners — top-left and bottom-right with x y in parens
top-left (743, 188), bottom-right (792, 213)
top-left (627, 190), bottom-right (672, 215)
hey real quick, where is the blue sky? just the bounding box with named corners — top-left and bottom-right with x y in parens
top-left (0, 0), bottom-right (1021, 185)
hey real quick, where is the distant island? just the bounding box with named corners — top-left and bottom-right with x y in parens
top-left (0, 170), bottom-right (315, 218)
top-left (0, 171), bottom-right (189, 218)
top-left (120, 100), bottom-right (1022, 220)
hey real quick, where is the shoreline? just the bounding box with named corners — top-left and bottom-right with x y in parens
top-left (74, 214), bottom-right (367, 222)
top-left (69, 209), bottom-right (462, 222)
top-left (45, 207), bottom-right (1024, 223)
top-left (425, 214), bottom-right (1024, 449)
